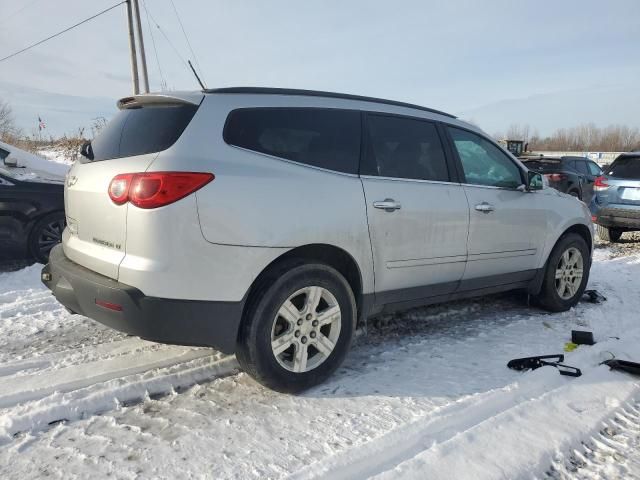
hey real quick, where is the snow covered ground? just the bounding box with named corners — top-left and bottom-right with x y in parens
top-left (0, 239), bottom-right (638, 479)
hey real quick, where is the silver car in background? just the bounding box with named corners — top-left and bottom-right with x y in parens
top-left (42, 88), bottom-right (594, 392)
top-left (591, 152), bottom-right (640, 242)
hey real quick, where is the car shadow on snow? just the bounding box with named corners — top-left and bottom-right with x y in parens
top-left (303, 291), bottom-right (601, 400)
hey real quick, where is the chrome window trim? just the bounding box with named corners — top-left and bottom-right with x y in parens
top-left (458, 182), bottom-right (526, 192)
top-left (359, 174), bottom-right (461, 186)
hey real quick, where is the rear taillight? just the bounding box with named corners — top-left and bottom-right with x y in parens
top-left (544, 173), bottom-right (567, 182)
top-left (108, 172), bottom-right (214, 208)
top-left (594, 176), bottom-right (609, 191)
top-left (109, 174), bottom-right (133, 205)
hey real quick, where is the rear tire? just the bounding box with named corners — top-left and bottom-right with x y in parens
top-left (29, 212), bottom-right (66, 264)
top-left (597, 224), bottom-right (623, 243)
top-left (236, 263), bottom-right (356, 393)
top-left (534, 233), bottom-right (590, 312)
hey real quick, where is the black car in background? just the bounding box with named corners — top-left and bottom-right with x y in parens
top-left (520, 155), bottom-right (603, 204)
top-left (0, 170), bottom-right (65, 264)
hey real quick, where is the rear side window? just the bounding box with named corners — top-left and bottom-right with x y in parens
top-left (89, 104), bottom-right (198, 162)
top-left (608, 156), bottom-right (640, 179)
top-left (362, 114), bottom-right (449, 181)
top-left (223, 108), bottom-right (360, 174)
top-left (573, 160), bottom-right (590, 175)
top-left (587, 161), bottom-right (603, 176)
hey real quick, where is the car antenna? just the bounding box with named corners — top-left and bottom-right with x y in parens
top-left (188, 60), bottom-right (206, 90)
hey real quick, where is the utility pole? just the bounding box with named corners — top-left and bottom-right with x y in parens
top-left (125, 0), bottom-right (140, 94)
top-left (132, 0), bottom-right (150, 93)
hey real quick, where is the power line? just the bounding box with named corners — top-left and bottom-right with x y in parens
top-left (0, 2), bottom-right (126, 64)
top-left (142, 3), bottom-right (190, 70)
top-left (168, 0), bottom-right (205, 85)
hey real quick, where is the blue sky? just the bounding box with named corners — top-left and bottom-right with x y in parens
top-left (0, 0), bottom-right (638, 137)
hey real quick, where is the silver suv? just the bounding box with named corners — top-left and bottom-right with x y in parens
top-left (42, 88), bottom-right (594, 392)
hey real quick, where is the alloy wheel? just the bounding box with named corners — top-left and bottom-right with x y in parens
top-left (270, 286), bottom-right (342, 373)
top-left (554, 247), bottom-right (584, 300)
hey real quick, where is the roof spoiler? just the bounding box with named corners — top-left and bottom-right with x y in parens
top-left (117, 92), bottom-right (204, 110)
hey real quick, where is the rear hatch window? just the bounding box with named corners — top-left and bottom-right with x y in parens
top-left (87, 103), bottom-right (199, 162)
top-left (607, 156), bottom-right (640, 179)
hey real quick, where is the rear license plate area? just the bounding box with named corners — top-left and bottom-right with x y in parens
top-left (621, 188), bottom-right (640, 201)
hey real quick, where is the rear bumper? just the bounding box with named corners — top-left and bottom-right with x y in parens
top-left (41, 245), bottom-right (243, 353)
top-left (594, 206), bottom-right (640, 230)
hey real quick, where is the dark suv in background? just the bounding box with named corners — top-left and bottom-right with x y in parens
top-left (520, 155), bottom-right (603, 204)
top-left (591, 152), bottom-right (640, 242)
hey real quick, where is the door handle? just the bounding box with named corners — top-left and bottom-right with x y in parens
top-left (373, 199), bottom-right (401, 212)
top-left (474, 202), bottom-right (495, 213)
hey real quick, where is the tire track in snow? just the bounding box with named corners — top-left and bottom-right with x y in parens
top-left (287, 369), bottom-right (571, 480)
top-left (0, 346), bottom-right (216, 409)
top-left (546, 400), bottom-right (640, 479)
top-left (0, 336), bottom-right (240, 442)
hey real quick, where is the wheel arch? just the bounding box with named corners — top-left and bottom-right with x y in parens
top-left (530, 222), bottom-right (593, 295)
top-left (240, 243), bottom-right (364, 337)
top-left (561, 223), bottom-right (593, 254)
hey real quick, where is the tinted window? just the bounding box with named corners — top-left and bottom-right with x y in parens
top-left (90, 104), bottom-right (198, 162)
top-left (573, 160), bottom-right (590, 174)
top-left (224, 108), bottom-right (360, 174)
top-left (563, 160), bottom-right (578, 172)
top-left (363, 114), bottom-right (449, 181)
top-left (0, 147), bottom-right (9, 162)
top-left (449, 127), bottom-right (522, 188)
top-left (587, 161), bottom-right (603, 176)
top-left (608, 156), bottom-right (640, 179)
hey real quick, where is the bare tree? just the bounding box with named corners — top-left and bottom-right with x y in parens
top-left (90, 116), bottom-right (108, 138)
top-left (505, 124), bottom-right (531, 143)
top-left (0, 100), bottom-right (21, 142)
top-left (528, 124), bottom-right (640, 152)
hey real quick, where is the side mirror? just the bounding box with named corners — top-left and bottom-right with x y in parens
top-left (3, 155), bottom-right (18, 167)
top-left (527, 171), bottom-right (544, 191)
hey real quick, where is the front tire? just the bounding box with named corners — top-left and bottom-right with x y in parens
top-left (597, 224), bottom-right (623, 243)
top-left (236, 263), bottom-right (356, 393)
top-left (535, 233), bottom-right (590, 312)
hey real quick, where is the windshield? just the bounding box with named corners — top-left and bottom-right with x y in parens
top-left (607, 155), bottom-right (640, 179)
top-left (86, 103), bottom-right (199, 162)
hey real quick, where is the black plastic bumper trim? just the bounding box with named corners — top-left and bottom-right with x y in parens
top-left (42, 245), bottom-right (243, 354)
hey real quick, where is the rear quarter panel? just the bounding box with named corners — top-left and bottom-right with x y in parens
top-left (147, 94), bottom-right (376, 295)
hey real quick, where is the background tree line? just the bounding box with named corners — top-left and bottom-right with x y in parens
top-left (495, 123), bottom-right (640, 152)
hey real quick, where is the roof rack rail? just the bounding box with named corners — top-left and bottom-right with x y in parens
top-left (203, 87), bottom-right (456, 119)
